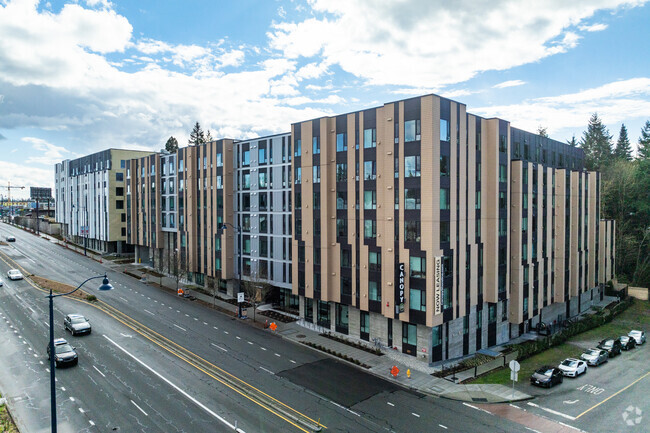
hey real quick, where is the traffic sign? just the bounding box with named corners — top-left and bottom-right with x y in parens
top-left (509, 360), bottom-right (520, 372)
top-left (237, 292), bottom-right (245, 303)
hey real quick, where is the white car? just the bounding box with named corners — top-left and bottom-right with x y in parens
top-left (0, 278), bottom-right (3, 287)
top-left (629, 330), bottom-right (646, 345)
top-left (558, 358), bottom-right (588, 377)
top-left (7, 269), bottom-right (23, 280)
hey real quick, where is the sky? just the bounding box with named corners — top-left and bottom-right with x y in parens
top-left (1, 0), bottom-right (649, 197)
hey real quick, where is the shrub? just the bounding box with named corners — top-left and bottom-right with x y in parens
top-left (86, 295), bottom-right (97, 302)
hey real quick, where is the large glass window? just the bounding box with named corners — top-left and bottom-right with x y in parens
top-left (499, 134), bottom-right (507, 153)
top-left (402, 323), bottom-right (417, 346)
top-left (259, 171), bottom-right (267, 188)
top-left (405, 220), bottom-right (420, 242)
top-left (360, 311), bottom-right (370, 334)
top-left (440, 221), bottom-right (450, 243)
top-left (364, 220), bottom-right (376, 239)
top-left (369, 281), bottom-right (381, 301)
top-left (336, 133), bottom-right (347, 152)
top-left (336, 218), bottom-right (347, 237)
top-left (258, 147), bottom-right (267, 164)
top-left (364, 190), bottom-right (377, 210)
top-left (475, 190), bottom-right (481, 209)
top-left (294, 139), bottom-right (301, 157)
top-left (242, 173), bottom-right (251, 190)
top-left (405, 188), bottom-right (421, 210)
top-left (313, 166), bottom-right (320, 183)
top-left (410, 256), bottom-right (426, 278)
top-left (336, 163), bottom-right (347, 181)
top-left (499, 218), bottom-right (507, 236)
top-left (294, 167), bottom-right (301, 184)
top-left (440, 188), bottom-right (450, 210)
top-left (243, 150), bottom-right (250, 166)
top-left (440, 155), bottom-right (449, 176)
top-left (405, 156), bottom-right (420, 177)
top-left (364, 128), bottom-right (376, 148)
top-left (369, 252), bottom-right (381, 272)
top-left (312, 136), bottom-right (320, 154)
top-left (499, 164), bottom-right (507, 183)
top-left (440, 119), bottom-right (450, 141)
top-left (410, 288), bottom-right (426, 311)
top-left (336, 192), bottom-right (347, 209)
top-left (364, 161), bottom-right (376, 180)
top-left (404, 119), bottom-right (421, 142)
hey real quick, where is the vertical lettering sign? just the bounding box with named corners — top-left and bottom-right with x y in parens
top-left (434, 256), bottom-right (442, 315)
top-left (397, 263), bottom-right (405, 313)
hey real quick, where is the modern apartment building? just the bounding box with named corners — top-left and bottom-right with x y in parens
top-left (55, 149), bottom-right (154, 253)
top-left (291, 94), bottom-right (615, 362)
top-left (126, 134), bottom-right (295, 304)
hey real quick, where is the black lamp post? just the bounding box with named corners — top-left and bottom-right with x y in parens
top-left (221, 223), bottom-right (242, 318)
top-left (48, 274), bottom-right (113, 433)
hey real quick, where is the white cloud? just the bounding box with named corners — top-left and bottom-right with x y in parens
top-left (0, 160), bottom-right (54, 192)
top-left (473, 78), bottom-right (650, 136)
top-left (493, 80), bottom-right (526, 89)
top-left (268, 0), bottom-right (646, 88)
top-left (579, 23), bottom-right (608, 31)
top-left (24, 137), bottom-right (74, 165)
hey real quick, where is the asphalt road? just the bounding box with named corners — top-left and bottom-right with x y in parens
top-left (0, 223), bottom-right (531, 433)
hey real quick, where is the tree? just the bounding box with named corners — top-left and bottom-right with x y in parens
top-left (580, 113), bottom-right (613, 171)
top-left (567, 135), bottom-right (577, 147)
top-left (537, 126), bottom-right (548, 138)
top-left (638, 120), bottom-right (650, 160)
top-left (241, 269), bottom-right (272, 323)
top-left (206, 274), bottom-right (222, 307)
top-left (613, 124), bottom-right (632, 161)
top-left (171, 249), bottom-right (186, 294)
top-left (165, 136), bottom-right (179, 153)
top-left (188, 122), bottom-right (205, 146)
top-left (206, 129), bottom-right (213, 143)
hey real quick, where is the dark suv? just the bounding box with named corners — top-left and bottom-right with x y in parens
top-left (597, 338), bottom-right (622, 358)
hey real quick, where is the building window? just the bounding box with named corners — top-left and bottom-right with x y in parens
top-left (440, 119), bottom-right (450, 141)
top-left (242, 150), bottom-right (250, 166)
top-left (488, 304), bottom-right (497, 324)
top-left (364, 160), bottom-right (376, 180)
top-left (313, 166), bottom-right (320, 183)
top-left (294, 139), bottom-right (301, 157)
top-left (340, 249), bottom-right (351, 267)
top-left (313, 136), bottom-right (320, 154)
top-left (369, 281), bottom-right (381, 301)
top-left (523, 267), bottom-right (529, 285)
top-left (259, 171), bottom-right (267, 188)
top-left (404, 119), bottom-right (421, 142)
top-left (404, 156), bottom-right (420, 177)
top-left (364, 220), bottom-right (377, 239)
top-left (433, 325), bottom-right (442, 346)
top-left (336, 133), bottom-right (347, 152)
top-left (440, 155), bottom-right (449, 177)
top-left (336, 163), bottom-right (347, 181)
top-left (499, 134), bottom-right (507, 153)
top-left (116, 172), bottom-right (123, 181)
top-left (364, 190), bottom-right (377, 210)
top-left (243, 173), bottom-right (251, 190)
top-left (369, 251), bottom-right (381, 272)
top-left (410, 288), bottom-right (426, 311)
top-left (410, 256), bottom-right (426, 279)
top-left (443, 286), bottom-right (452, 309)
top-left (402, 323), bottom-right (417, 346)
top-left (499, 218), bottom-right (507, 237)
top-left (405, 220), bottom-right (420, 242)
top-left (522, 242), bottom-right (528, 261)
top-left (523, 193), bottom-right (528, 209)
top-left (336, 218), bottom-right (347, 237)
top-left (116, 200), bottom-right (124, 209)
top-left (499, 164), bottom-right (507, 183)
top-left (499, 192), bottom-right (506, 209)
top-left (440, 188), bottom-right (450, 210)
top-left (364, 128), bottom-right (376, 148)
top-left (360, 311), bottom-right (369, 334)
top-left (440, 221), bottom-right (450, 243)
top-left (294, 167), bottom-right (301, 184)
top-left (336, 192), bottom-right (347, 210)
top-left (259, 147), bottom-right (267, 164)
top-left (475, 190), bottom-right (481, 209)
top-left (405, 188), bottom-right (421, 210)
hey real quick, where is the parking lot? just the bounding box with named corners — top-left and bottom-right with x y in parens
top-left (518, 335), bottom-right (648, 432)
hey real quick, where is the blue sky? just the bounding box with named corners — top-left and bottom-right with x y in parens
top-left (1, 0), bottom-right (649, 196)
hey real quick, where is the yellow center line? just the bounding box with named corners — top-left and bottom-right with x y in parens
top-left (575, 371), bottom-right (650, 419)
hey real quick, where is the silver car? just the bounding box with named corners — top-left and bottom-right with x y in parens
top-left (7, 269), bottom-right (23, 280)
top-left (628, 330), bottom-right (646, 345)
top-left (64, 314), bottom-right (92, 336)
top-left (580, 348), bottom-right (608, 366)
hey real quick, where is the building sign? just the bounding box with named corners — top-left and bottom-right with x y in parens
top-left (434, 256), bottom-right (443, 315)
top-left (30, 187), bottom-right (52, 200)
top-left (396, 262), bottom-right (405, 313)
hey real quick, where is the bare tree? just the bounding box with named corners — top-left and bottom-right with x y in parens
top-left (171, 249), bottom-right (186, 294)
top-left (207, 274), bottom-right (222, 307)
top-left (241, 271), bottom-right (272, 323)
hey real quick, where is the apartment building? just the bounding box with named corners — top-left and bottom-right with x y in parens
top-left (55, 149), bottom-right (154, 253)
top-left (291, 94), bottom-right (615, 362)
top-left (126, 134), bottom-right (295, 305)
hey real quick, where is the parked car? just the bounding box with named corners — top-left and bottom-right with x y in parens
top-left (64, 314), bottom-right (92, 336)
top-left (620, 335), bottom-right (637, 350)
top-left (46, 338), bottom-right (78, 367)
top-left (6, 236), bottom-right (16, 242)
top-left (0, 278), bottom-right (3, 287)
top-left (7, 269), bottom-right (23, 280)
top-left (581, 348), bottom-right (608, 366)
top-left (628, 330), bottom-right (646, 345)
top-left (530, 366), bottom-right (564, 388)
top-left (558, 358), bottom-right (588, 377)
top-left (597, 338), bottom-right (622, 358)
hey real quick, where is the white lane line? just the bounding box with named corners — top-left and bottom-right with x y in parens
top-left (558, 421), bottom-right (582, 431)
top-left (223, 331), bottom-right (229, 335)
top-left (173, 324), bottom-right (186, 332)
top-left (387, 402), bottom-right (394, 407)
top-left (236, 336), bottom-right (241, 340)
top-left (104, 335), bottom-right (239, 431)
top-left (203, 322), bottom-right (208, 325)
top-left (439, 424), bottom-right (448, 430)
top-left (131, 400), bottom-right (148, 416)
top-left (176, 310), bottom-right (180, 313)
top-left (412, 413), bottom-right (420, 418)
top-left (33, 354), bottom-right (38, 357)
top-left (79, 408), bottom-right (85, 414)
top-left (185, 314), bottom-right (189, 317)
top-left (260, 347), bottom-right (267, 351)
top-left (214, 326), bottom-right (219, 330)
top-left (119, 296), bottom-right (128, 302)
top-left (61, 387), bottom-right (66, 391)
top-left (147, 297), bottom-right (151, 300)
top-left (525, 428), bottom-right (541, 433)
top-left (509, 404), bottom-right (520, 409)
top-left (527, 402), bottom-right (576, 420)
top-left (161, 303), bottom-right (164, 306)
top-left (194, 318), bottom-right (198, 321)
top-left (260, 366), bottom-right (274, 375)
top-left (274, 353), bottom-right (281, 357)
top-left (93, 365), bottom-right (106, 378)
top-left (211, 343), bottom-right (228, 352)
top-left (44, 322), bottom-right (50, 327)
top-left (247, 341), bottom-right (253, 345)
top-left (39, 361), bottom-right (43, 365)
top-left (144, 309), bottom-right (155, 316)
top-left (330, 400), bottom-right (360, 417)
top-left (462, 402), bottom-right (492, 415)
top-left (89, 420), bottom-right (95, 426)
top-left (27, 306), bottom-right (35, 314)
top-left (69, 397), bottom-right (75, 402)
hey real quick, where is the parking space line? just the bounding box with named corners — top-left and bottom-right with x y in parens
top-left (575, 371), bottom-right (650, 419)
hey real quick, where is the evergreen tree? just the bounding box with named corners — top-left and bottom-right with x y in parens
top-left (579, 113), bottom-right (613, 171)
top-left (165, 136), bottom-right (179, 153)
top-left (638, 120), bottom-right (650, 160)
top-left (613, 124), bottom-right (632, 161)
top-left (188, 122), bottom-right (205, 146)
top-left (206, 129), bottom-right (213, 143)
top-left (567, 135), bottom-right (577, 147)
top-left (537, 126), bottom-right (548, 138)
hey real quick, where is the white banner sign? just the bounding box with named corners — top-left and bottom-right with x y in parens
top-left (434, 256), bottom-right (442, 315)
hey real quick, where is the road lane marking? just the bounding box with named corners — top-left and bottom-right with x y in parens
top-left (236, 336), bottom-right (241, 340)
top-left (558, 421), bottom-right (581, 431)
top-left (275, 353), bottom-right (281, 357)
top-left (260, 347), bottom-right (267, 351)
top-left (69, 397), bottom-right (75, 402)
top-left (525, 428), bottom-right (540, 433)
top-left (290, 360), bottom-right (296, 364)
top-left (185, 314), bottom-right (189, 317)
top-left (527, 402), bottom-right (576, 420)
top-left (131, 400), bottom-right (148, 416)
top-left (214, 326), bottom-right (219, 330)
top-left (439, 424), bottom-right (448, 430)
top-left (104, 336), bottom-right (239, 431)
top-left (223, 331), bottom-right (229, 335)
top-left (248, 341), bottom-right (253, 345)
top-left (119, 296), bottom-right (128, 302)
top-left (462, 403), bottom-right (492, 415)
top-left (203, 322), bottom-right (208, 325)
top-left (79, 408), bottom-right (85, 413)
top-left (211, 343), bottom-right (228, 352)
top-left (330, 401), bottom-right (360, 417)
top-left (89, 421), bottom-right (95, 426)
top-left (173, 324), bottom-right (186, 332)
top-left (144, 309), bottom-right (155, 316)
top-left (387, 402), bottom-right (394, 407)
top-left (412, 413), bottom-right (420, 418)
top-left (576, 371), bottom-right (650, 419)
top-left (93, 365), bottom-right (106, 377)
top-left (260, 367), bottom-right (274, 375)
top-left (61, 387), bottom-right (66, 391)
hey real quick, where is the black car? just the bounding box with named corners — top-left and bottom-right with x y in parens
top-left (597, 338), bottom-right (622, 358)
top-left (6, 236), bottom-right (16, 242)
top-left (47, 338), bottom-right (78, 367)
top-left (530, 366), bottom-right (563, 388)
top-left (620, 335), bottom-right (636, 350)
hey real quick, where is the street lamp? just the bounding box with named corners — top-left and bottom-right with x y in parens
top-left (220, 223), bottom-right (243, 318)
top-left (48, 274), bottom-right (113, 433)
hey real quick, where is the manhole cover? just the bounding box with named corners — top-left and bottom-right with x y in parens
top-left (296, 334), bottom-right (306, 339)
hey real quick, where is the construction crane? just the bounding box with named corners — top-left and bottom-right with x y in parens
top-left (1, 181), bottom-right (26, 218)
